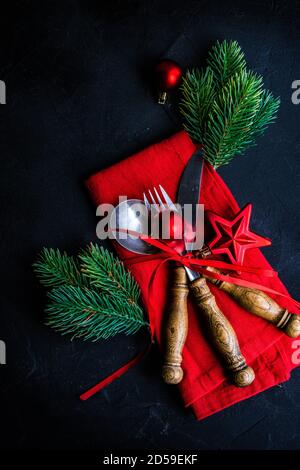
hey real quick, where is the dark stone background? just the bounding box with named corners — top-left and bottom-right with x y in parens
top-left (1, 0), bottom-right (300, 451)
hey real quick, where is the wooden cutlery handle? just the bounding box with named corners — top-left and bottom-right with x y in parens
top-left (206, 268), bottom-right (300, 338)
top-left (162, 266), bottom-right (189, 385)
top-left (189, 277), bottom-right (255, 387)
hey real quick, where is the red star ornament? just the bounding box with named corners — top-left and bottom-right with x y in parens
top-left (207, 204), bottom-right (271, 265)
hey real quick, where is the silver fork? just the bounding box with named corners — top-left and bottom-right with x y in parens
top-left (144, 186), bottom-right (201, 282)
top-left (143, 185), bottom-right (255, 388)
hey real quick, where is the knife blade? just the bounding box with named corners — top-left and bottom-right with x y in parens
top-left (177, 148), bottom-right (204, 234)
top-left (177, 148), bottom-right (204, 280)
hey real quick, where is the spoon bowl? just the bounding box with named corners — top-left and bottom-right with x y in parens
top-left (109, 198), bottom-right (159, 255)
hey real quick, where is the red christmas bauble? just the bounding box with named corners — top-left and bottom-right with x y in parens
top-left (155, 59), bottom-right (182, 104)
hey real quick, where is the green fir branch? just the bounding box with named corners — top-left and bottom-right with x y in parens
top-left (79, 243), bottom-right (140, 307)
top-left (33, 245), bottom-right (148, 340)
top-left (247, 89), bottom-right (280, 142)
top-left (46, 285), bottom-right (146, 341)
top-left (180, 67), bottom-right (215, 143)
top-left (203, 70), bottom-right (264, 168)
top-left (33, 248), bottom-right (88, 288)
top-left (180, 40), bottom-right (280, 167)
top-left (207, 40), bottom-right (246, 85)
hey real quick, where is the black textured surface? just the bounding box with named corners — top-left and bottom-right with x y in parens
top-left (1, 0), bottom-right (300, 451)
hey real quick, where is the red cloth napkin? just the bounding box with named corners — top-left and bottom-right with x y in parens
top-left (85, 130), bottom-right (299, 420)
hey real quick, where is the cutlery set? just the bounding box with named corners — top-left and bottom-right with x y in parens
top-left (112, 151), bottom-right (300, 388)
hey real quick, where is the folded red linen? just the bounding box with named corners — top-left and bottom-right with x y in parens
top-left (85, 130), bottom-right (299, 420)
